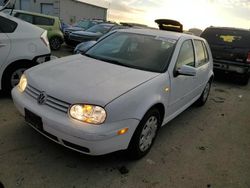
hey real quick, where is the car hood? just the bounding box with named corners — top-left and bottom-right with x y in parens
top-left (26, 55), bottom-right (159, 106)
top-left (72, 31), bottom-right (101, 37)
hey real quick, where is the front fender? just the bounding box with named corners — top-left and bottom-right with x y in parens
top-left (105, 73), bottom-right (170, 123)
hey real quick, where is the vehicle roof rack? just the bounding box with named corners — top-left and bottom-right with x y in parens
top-left (155, 19), bottom-right (183, 33)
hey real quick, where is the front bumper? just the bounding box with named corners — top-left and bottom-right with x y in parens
top-left (11, 87), bottom-right (139, 155)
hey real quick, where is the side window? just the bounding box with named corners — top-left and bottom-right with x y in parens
top-left (33, 16), bottom-right (54, 26)
top-left (202, 42), bottom-right (209, 62)
top-left (0, 16), bottom-right (18, 33)
top-left (176, 40), bottom-right (195, 69)
top-left (15, 13), bottom-right (33, 24)
top-left (194, 40), bottom-right (209, 67)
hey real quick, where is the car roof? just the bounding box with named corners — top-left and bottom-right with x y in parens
top-left (205, 26), bottom-right (250, 33)
top-left (96, 23), bottom-right (116, 26)
top-left (116, 28), bottom-right (202, 40)
top-left (0, 11), bottom-right (44, 32)
top-left (11, 9), bottom-right (59, 20)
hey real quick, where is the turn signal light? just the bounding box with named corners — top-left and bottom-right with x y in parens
top-left (247, 52), bottom-right (250, 64)
top-left (117, 128), bottom-right (129, 135)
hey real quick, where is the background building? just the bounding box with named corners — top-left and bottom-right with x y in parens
top-left (14, 0), bottom-right (108, 24)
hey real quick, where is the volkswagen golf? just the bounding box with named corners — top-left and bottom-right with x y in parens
top-left (12, 29), bottom-right (213, 159)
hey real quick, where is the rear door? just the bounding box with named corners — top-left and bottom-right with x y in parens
top-left (201, 28), bottom-right (250, 64)
top-left (193, 39), bottom-right (210, 95)
top-left (0, 33), bottom-right (10, 67)
top-left (0, 15), bottom-right (14, 68)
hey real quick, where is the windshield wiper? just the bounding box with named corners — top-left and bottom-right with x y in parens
top-left (84, 54), bottom-right (136, 69)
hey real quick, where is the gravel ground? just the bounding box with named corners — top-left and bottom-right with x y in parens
top-left (0, 46), bottom-right (249, 188)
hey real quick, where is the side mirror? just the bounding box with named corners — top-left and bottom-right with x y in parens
top-left (176, 65), bottom-right (197, 76)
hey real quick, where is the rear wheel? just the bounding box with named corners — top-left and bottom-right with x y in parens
top-left (195, 81), bottom-right (211, 106)
top-left (240, 74), bottom-right (249, 85)
top-left (2, 63), bottom-right (32, 93)
top-left (127, 108), bottom-right (161, 159)
top-left (50, 37), bottom-right (62, 50)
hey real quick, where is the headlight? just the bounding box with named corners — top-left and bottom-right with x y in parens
top-left (18, 74), bottom-right (27, 92)
top-left (69, 104), bottom-right (106, 124)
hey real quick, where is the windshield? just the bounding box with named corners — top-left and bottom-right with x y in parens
top-left (76, 20), bottom-right (90, 29)
top-left (86, 24), bottom-right (113, 34)
top-left (85, 32), bottom-right (176, 73)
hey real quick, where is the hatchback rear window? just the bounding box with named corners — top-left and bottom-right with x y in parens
top-left (34, 16), bottom-right (54, 26)
top-left (201, 28), bottom-right (250, 48)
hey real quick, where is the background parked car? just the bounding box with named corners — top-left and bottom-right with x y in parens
top-left (60, 21), bottom-right (70, 32)
top-left (9, 10), bottom-right (64, 50)
top-left (201, 27), bottom-right (250, 85)
top-left (69, 23), bottom-right (122, 46)
top-left (73, 25), bottom-right (132, 54)
top-left (0, 12), bottom-right (51, 92)
top-left (64, 19), bottom-right (104, 45)
top-left (74, 40), bottom-right (97, 54)
top-left (73, 24), bottom-right (146, 54)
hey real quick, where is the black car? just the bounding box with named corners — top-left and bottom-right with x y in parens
top-left (201, 27), bottom-right (250, 85)
top-left (68, 23), bottom-right (121, 46)
top-left (64, 19), bottom-right (104, 45)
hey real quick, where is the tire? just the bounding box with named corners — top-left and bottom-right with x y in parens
top-left (240, 74), bottom-right (249, 85)
top-left (127, 108), bottom-right (161, 159)
top-left (2, 63), bottom-right (32, 93)
top-left (49, 37), bottom-right (62, 50)
top-left (195, 81), bottom-right (211, 106)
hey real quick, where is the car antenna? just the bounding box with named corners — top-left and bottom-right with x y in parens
top-left (10, 0), bottom-right (16, 15)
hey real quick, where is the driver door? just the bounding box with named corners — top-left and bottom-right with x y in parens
top-left (167, 39), bottom-right (197, 116)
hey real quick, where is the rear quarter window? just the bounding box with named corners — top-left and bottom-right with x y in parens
top-left (201, 28), bottom-right (250, 48)
top-left (0, 16), bottom-right (17, 33)
top-left (33, 16), bottom-right (54, 26)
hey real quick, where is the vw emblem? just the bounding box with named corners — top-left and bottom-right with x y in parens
top-left (37, 91), bottom-right (47, 105)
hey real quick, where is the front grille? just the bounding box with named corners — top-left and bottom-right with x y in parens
top-left (25, 85), bottom-right (70, 113)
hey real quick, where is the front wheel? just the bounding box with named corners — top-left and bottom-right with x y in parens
top-left (127, 108), bottom-right (161, 159)
top-left (195, 81), bottom-right (211, 106)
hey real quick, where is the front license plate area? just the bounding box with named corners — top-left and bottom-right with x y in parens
top-left (25, 109), bottom-right (43, 131)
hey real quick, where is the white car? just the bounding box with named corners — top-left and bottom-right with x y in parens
top-left (12, 29), bottom-right (214, 159)
top-left (0, 12), bottom-right (51, 92)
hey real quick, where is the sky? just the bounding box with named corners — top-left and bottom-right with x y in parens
top-left (81, 0), bottom-right (250, 30)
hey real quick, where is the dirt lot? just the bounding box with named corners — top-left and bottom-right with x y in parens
top-left (0, 46), bottom-right (250, 188)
